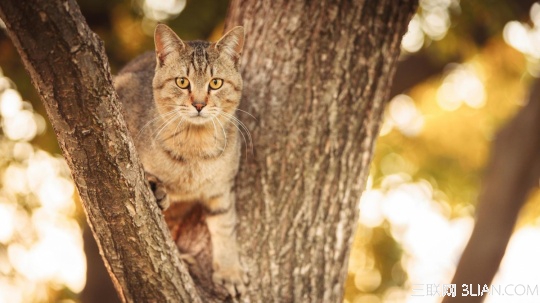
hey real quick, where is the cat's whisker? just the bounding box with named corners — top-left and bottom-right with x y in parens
top-left (211, 116), bottom-right (227, 157)
top-left (151, 113), bottom-right (176, 138)
top-left (220, 113), bottom-right (246, 141)
top-left (221, 112), bottom-right (252, 142)
top-left (235, 108), bottom-right (257, 121)
top-left (218, 113), bottom-right (250, 160)
top-left (210, 117), bottom-right (223, 152)
top-left (153, 111), bottom-right (182, 143)
top-left (224, 116), bottom-right (247, 155)
top-left (171, 117), bottom-right (185, 149)
top-left (220, 112), bottom-right (253, 156)
top-left (214, 116), bottom-right (228, 157)
top-left (135, 110), bottom-right (177, 140)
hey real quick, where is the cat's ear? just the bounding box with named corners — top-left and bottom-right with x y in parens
top-left (154, 24), bottom-right (185, 67)
top-left (215, 26), bottom-right (244, 61)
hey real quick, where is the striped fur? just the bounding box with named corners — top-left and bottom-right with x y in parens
top-left (114, 24), bottom-right (248, 297)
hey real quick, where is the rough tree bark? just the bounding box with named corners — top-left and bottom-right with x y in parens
top-left (1, 0), bottom-right (417, 302)
top-left (0, 1), bottom-right (200, 302)
top-left (224, 1), bottom-right (416, 301)
top-left (443, 79), bottom-right (540, 303)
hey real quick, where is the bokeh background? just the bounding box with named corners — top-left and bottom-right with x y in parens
top-left (0, 0), bottom-right (539, 302)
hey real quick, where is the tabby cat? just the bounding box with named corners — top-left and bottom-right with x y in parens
top-left (114, 24), bottom-right (247, 296)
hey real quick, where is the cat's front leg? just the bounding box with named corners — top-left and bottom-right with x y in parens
top-left (205, 191), bottom-right (248, 297)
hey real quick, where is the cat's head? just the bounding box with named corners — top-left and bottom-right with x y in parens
top-left (152, 24), bottom-right (244, 126)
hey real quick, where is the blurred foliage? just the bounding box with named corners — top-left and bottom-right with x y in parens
top-left (345, 1), bottom-right (540, 302)
top-left (0, 70), bottom-right (84, 302)
top-left (1, 0), bottom-right (540, 303)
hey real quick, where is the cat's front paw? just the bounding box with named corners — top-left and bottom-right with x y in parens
top-left (212, 262), bottom-right (249, 297)
top-left (155, 191), bottom-right (170, 210)
top-left (146, 172), bottom-right (169, 210)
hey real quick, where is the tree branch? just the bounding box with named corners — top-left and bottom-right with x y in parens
top-left (444, 78), bottom-right (540, 303)
top-left (0, 1), bottom-right (200, 302)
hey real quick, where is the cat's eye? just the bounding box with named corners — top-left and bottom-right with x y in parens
top-left (209, 78), bottom-right (223, 90)
top-left (175, 77), bottom-right (190, 89)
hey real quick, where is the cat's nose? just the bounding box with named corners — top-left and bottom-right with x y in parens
top-left (193, 102), bottom-right (206, 112)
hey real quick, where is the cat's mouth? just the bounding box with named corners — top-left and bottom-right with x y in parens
top-left (192, 112), bottom-right (207, 118)
top-left (187, 112), bottom-right (213, 125)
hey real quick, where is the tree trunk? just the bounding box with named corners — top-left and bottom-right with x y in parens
top-left (0, 0), bottom-right (417, 302)
top-left (225, 1), bottom-right (417, 301)
top-left (0, 1), bottom-right (200, 302)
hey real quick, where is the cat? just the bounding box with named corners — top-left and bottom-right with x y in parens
top-left (114, 24), bottom-right (247, 297)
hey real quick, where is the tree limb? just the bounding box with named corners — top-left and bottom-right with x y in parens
top-left (444, 78), bottom-right (540, 302)
top-left (0, 1), bottom-right (201, 302)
